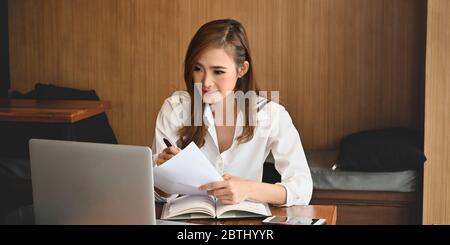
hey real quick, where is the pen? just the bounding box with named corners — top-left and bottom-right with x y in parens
top-left (163, 138), bottom-right (173, 148)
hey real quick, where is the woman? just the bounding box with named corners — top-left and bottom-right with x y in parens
top-left (152, 19), bottom-right (312, 206)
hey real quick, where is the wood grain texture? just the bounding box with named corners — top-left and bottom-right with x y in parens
top-left (311, 190), bottom-right (421, 224)
top-left (0, 99), bottom-right (109, 123)
top-left (8, 0), bottom-right (426, 149)
top-left (423, 0), bottom-right (450, 225)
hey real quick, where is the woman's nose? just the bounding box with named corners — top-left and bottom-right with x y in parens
top-left (202, 72), bottom-right (214, 88)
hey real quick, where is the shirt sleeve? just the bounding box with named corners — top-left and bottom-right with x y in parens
top-left (267, 106), bottom-right (313, 206)
top-left (152, 93), bottom-right (187, 160)
top-left (151, 93), bottom-right (189, 202)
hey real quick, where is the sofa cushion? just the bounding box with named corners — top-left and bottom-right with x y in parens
top-left (264, 150), bottom-right (419, 192)
top-left (0, 157), bottom-right (30, 180)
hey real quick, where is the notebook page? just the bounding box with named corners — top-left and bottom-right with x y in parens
top-left (216, 200), bottom-right (271, 218)
top-left (166, 195), bottom-right (216, 218)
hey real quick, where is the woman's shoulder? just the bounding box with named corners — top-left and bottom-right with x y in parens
top-left (161, 91), bottom-right (191, 111)
top-left (255, 96), bottom-right (292, 126)
top-left (256, 96), bottom-right (287, 114)
top-left (157, 91), bottom-right (191, 125)
top-left (164, 91), bottom-right (191, 105)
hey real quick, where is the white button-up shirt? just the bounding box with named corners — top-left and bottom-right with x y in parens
top-left (152, 91), bottom-right (313, 206)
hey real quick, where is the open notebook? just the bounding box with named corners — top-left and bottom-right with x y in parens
top-left (161, 195), bottom-right (272, 220)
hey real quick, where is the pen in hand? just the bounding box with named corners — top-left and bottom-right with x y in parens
top-left (163, 138), bottom-right (173, 148)
top-left (156, 138), bottom-right (180, 166)
top-left (163, 138), bottom-right (180, 151)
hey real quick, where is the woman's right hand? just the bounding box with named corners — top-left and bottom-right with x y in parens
top-left (155, 146), bottom-right (181, 166)
top-left (155, 146), bottom-right (181, 197)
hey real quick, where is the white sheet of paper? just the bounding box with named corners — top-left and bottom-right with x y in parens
top-left (153, 142), bottom-right (223, 195)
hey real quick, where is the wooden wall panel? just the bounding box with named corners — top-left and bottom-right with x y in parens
top-left (0, 0), bottom-right (9, 98)
top-left (423, 0), bottom-right (450, 225)
top-left (8, 0), bottom-right (426, 150)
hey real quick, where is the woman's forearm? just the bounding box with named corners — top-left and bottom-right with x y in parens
top-left (247, 181), bottom-right (287, 205)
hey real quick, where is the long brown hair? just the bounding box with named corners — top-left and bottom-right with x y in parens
top-left (178, 19), bottom-right (259, 148)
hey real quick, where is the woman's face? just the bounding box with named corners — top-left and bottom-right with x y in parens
top-left (193, 47), bottom-right (247, 104)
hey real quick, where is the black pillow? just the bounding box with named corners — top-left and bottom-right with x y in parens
top-left (336, 128), bottom-right (426, 172)
top-left (10, 83), bottom-right (99, 100)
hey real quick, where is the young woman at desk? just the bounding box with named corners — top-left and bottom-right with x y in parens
top-left (152, 19), bottom-right (312, 206)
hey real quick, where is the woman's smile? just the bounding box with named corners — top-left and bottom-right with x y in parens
top-left (202, 89), bottom-right (219, 95)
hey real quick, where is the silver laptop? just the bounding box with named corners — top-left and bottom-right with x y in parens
top-left (29, 139), bottom-right (187, 225)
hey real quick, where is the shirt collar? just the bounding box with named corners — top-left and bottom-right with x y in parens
top-left (203, 103), bottom-right (214, 127)
top-left (203, 102), bottom-right (262, 150)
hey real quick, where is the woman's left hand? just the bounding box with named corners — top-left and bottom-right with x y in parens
top-left (198, 174), bottom-right (253, 205)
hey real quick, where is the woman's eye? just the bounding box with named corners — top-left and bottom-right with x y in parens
top-left (214, 70), bottom-right (225, 75)
top-left (194, 66), bottom-right (201, 71)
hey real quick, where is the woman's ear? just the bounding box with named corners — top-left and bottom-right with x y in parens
top-left (238, 61), bottom-right (250, 78)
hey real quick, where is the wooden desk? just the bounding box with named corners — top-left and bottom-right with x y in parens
top-left (156, 203), bottom-right (337, 225)
top-left (0, 99), bottom-right (110, 123)
top-left (2, 204), bottom-right (337, 225)
top-left (0, 99), bottom-right (114, 158)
